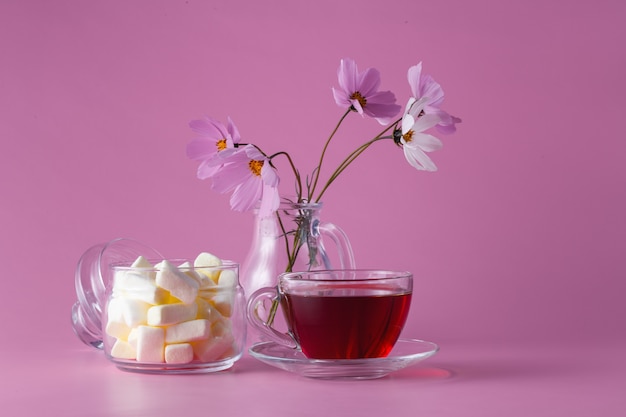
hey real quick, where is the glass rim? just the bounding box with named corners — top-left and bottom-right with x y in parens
top-left (279, 199), bottom-right (323, 209)
top-left (110, 258), bottom-right (239, 271)
top-left (278, 269), bottom-right (412, 282)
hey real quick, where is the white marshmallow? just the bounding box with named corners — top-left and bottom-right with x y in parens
top-left (192, 334), bottom-right (235, 362)
top-left (126, 287), bottom-right (168, 305)
top-left (193, 252), bottom-right (222, 286)
top-left (127, 327), bottom-right (139, 349)
top-left (165, 343), bottom-right (194, 364)
top-left (136, 326), bottom-right (165, 363)
top-left (113, 271), bottom-right (168, 305)
top-left (107, 297), bottom-right (125, 324)
top-left (110, 339), bottom-right (136, 360)
top-left (207, 292), bottom-right (235, 318)
top-left (131, 255), bottom-right (154, 270)
top-left (147, 303), bottom-right (198, 326)
top-left (195, 297), bottom-right (223, 323)
top-left (211, 319), bottom-right (232, 338)
top-left (121, 298), bottom-right (151, 327)
top-left (113, 270), bottom-right (154, 292)
top-left (178, 261), bottom-right (206, 286)
top-left (156, 260), bottom-right (199, 304)
top-left (165, 319), bottom-right (211, 344)
top-left (105, 320), bottom-right (130, 341)
top-left (217, 269), bottom-right (238, 287)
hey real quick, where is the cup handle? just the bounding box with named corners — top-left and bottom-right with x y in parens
top-left (246, 286), bottom-right (298, 348)
top-left (318, 222), bottom-right (356, 269)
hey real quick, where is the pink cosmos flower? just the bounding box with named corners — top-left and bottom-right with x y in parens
top-left (332, 58), bottom-right (401, 125)
top-left (186, 116), bottom-right (240, 179)
top-left (397, 97), bottom-right (443, 171)
top-left (407, 62), bottom-right (461, 134)
top-left (209, 145), bottom-right (280, 217)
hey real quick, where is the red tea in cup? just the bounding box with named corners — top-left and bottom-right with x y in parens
top-left (247, 270), bottom-right (413, 360)
top-left (282, 289), bottom-right (411, 359)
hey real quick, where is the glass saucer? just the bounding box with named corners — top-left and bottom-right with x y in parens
top-left (248, 338), bottom-right (439, 380)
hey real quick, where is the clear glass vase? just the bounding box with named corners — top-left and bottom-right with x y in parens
top-left (240, 201), bottom-right (356, 298)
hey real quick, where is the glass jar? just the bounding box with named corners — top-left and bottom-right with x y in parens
top-left (71, 238), bottom-right (246, 374)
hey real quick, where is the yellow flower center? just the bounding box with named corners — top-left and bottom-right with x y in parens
top-left (350, 91), bottom-right (367, 108)
top-left (249, 159), bottom-right (264, 176)
top-left (403, 130), bottom-right (414, 143)
top-left (216, 139), bottom-right (227, 151)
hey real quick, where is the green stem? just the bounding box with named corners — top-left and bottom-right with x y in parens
top-left (266, 297), bottom-right (280, 327)
top-left (308, 109), bottom-right (352, 201)
top-left (314, 119), bottom-right (401, 202)
top-left (269, 151), bottom-right (303, 201)
top-left (275, 210), bottom-right (293, 272)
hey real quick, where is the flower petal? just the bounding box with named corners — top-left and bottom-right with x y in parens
top-left (413, 132), bottom-right (443, 152)
top-left (261, 163), bottom-right (280, 187)
top-left (404, 97), bottom-right (416, 115)
top-left (403, 143), bottom-right (438, 171)
top-left (402, 114), bottom-right (416, 134)
top-left (362, 90), bottom-right (400, 123)
top-left (226, 117), bottom-right (241, 144)
top-left (411, 113), bottom-right (442, 133)
top-left (243, 144), bottom-right (266, 161)
top-left (196, 160), bottom-right (221, 180)
top-left (230, 176), bottom-right (262, 212)
top-left (186, 137), bottom-right (215, 161)
top-left (358, 67), bottom-right (381, 96)
top-left (337, 58), bottom-right (357, 94)
top-left (209, 152), bottom-right (251, 192)
top-left (420, 74), bottom-right (445, 107)
top-left (436, 115), bottom-right (462, 134)
top-left (407, 96), bottom-right (429, 119)
top-left (351, 98), bottom-right (364, 115)
top-left (332, 87), bottom-right (350, 108)
top-left (258, 182), bottom-right (280, 217)
top-left (407, 62), bottom-right (423, 98)
top-left (189, 117), bottom-right (222, 137)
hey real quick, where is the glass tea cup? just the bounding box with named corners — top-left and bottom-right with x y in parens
top-left (247, 269), bottom-right (412, 360)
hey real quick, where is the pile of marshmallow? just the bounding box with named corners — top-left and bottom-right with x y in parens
top-left (105, 252), bottom-right (239, 365)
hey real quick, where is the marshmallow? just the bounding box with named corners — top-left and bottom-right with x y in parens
top-left (113, 271), bottom-right (168, 305)
top-left (217, 269), bottom-right (238, 287)
top-left (165, 319), bottom-right (211, 344)
top-left (127, 327), bottom-right (139, 349)
top-left (147, 303), bottom-right (198, 326)
top-left (107, 297), bottom-right (125, 324)
top-left (107, 296), bottom-right (146, 338)
top-left (165, 343), bottom-right (194, 364)
top-left (156, 260), bottom-right (199, 304)
top-left (110, 339), bottom-right (136, 360)
top-left (192, 334), bottom-right (235, 362)
top-left (136, 326), bottom-right (165, 363)
top-left (211, 319), bottom-right (232, 338)
top-left (207, 292), bottom-right (235, 318)
top-left (193, 252), bottom-right (222, 287)
top-left (105, 319), bottom-right (131, 341)
top-left (121, 298), bottom-right (151, 327)
top-left (178, 261), bottom-right (206, 286)
top-left (195, 297), bottom-right (223, 323)
top-left (131, 255), bottom-right (154, 270)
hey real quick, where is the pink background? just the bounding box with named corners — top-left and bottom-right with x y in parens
top-left (1, 0), bottom-right (625, 416)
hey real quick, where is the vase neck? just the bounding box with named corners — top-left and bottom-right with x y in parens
top-left (280, 200), bottom-right (323, 210)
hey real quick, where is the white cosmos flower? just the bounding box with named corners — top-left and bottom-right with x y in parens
top-left (400, 97), bottom-right (443, 171)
